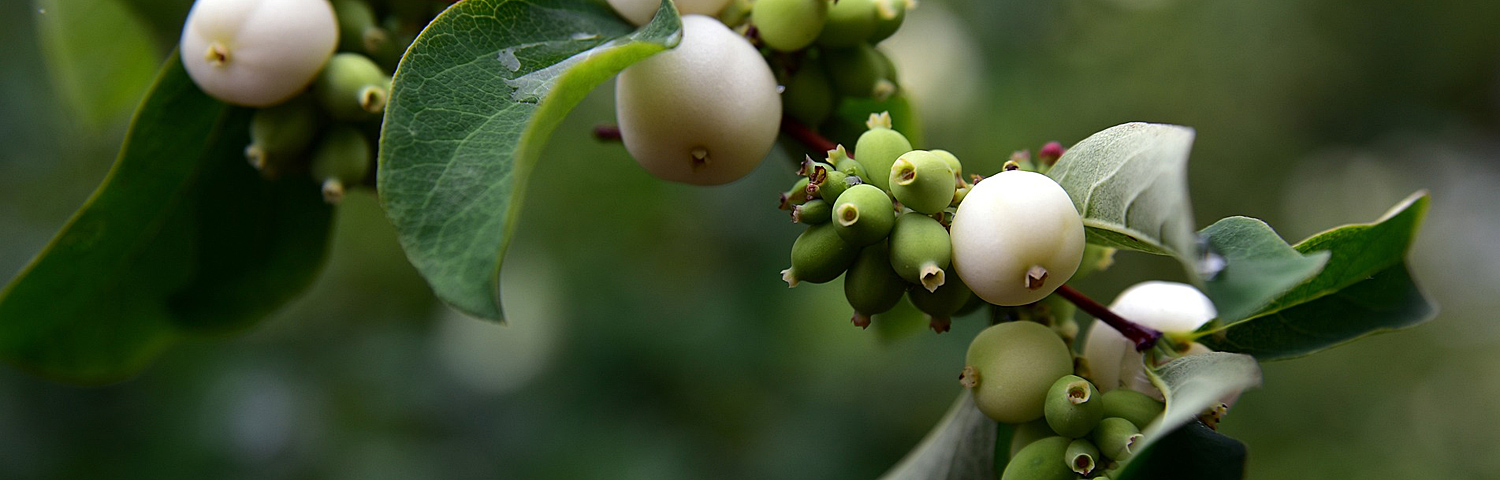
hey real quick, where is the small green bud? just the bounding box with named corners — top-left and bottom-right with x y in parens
top-left (826, 145), bottom-right (865, 178)
top-left (962, 321), bottom-right (1073, 424)
top-left (950, 184), bottom-right (971, 208)
top-left (332, 0), bottom-right (389, 55)
top-left (793, 199), bottom-right (832, 224)
top-left (1001, 436), bottom-right (1074, 480)
top-left (929, 149), bottom-right (964, 184)
top-left (888, 212), bottom-right (950, 292)
top-left (816, 0), bottom-right (876, 48)
top-left (783, 223), bottom-right (858, 287)
top-left (889, 150), bottom-right (956, 214)
top-left (1100, 389), bottom-right (1165, 430)
top-left (309, 125), bottom-right (372, 204)
top-left (1008, 419), bottom-right (1053, 458)
top-left (823, 44), bottom-right (893, 99)
top-left (907, 276), bottom-right (971, 333)
top-left (1092, 417), bottom-right (1143, 461)
top-left (844, 241), bottom-right (907, 328)
top-left (245, 95), bottom-right (320, 178)
top-left (868, 0), bottom-right (908, 43)
top-left (832, 184), bottom-right (895, 246)
top-left (1044, 375), bottom-right (1105, 438)
top-left (852, 118), bottom-right (912, 191)
top-left (779, 177), bottom-right (813, 210)
top-left (315, 53), bottom-right (390, 121)
top-left (751, 0), bottom-right (828, 51)
top-left (782, 62), bottom-right (836, 126)
top-left (816, 169), bottom-right (855, 202)
top-left (1065, 439), bottom-right (1100, 476)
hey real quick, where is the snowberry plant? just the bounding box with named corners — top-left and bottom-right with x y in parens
top-left (2, 0), bottom-right (1437, 478)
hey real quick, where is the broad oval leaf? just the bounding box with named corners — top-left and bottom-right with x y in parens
top-left (879, 393), bottom-right (998, 480)
top-left (378, 0), bottom-right (683, 321)
top-left (1046, 122), bottom-right (1199, 275)
top-left (0, 55), bottom-right (334, 384)
top-left (1194, 192), bottom-right (1435, 360)
top-left (1198, 217), bottom-right (1329, 324)
top-left (1138, 352), bottom-right (1261, 450)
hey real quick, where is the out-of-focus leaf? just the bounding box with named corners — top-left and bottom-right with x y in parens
top-left (821, 93), bottom-right (923, 150)
top-left (1117, 421), bottom-right (1247, 480)
top-left (378, 0), bottom-right (682, 320)
top-left (1198, 216), bottom-right (1329, 324)
top-left (880, 393), bottom-right (998, 480)
top-left (36, 0), bottom-right (162, 128)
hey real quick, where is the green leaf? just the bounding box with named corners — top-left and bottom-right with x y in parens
top-left (378, 0), bottom-right (683, 320)
top-left (1117, 421), bottom-right (1247, 480)
top-left (1194, 192), bottom-right (1435, 360)
top-left (822, 93), bottom-right (923, 148)
top-left (1137, 353), bottom-right (1261, 451)
top-left (0, 55), bottom-right (334, 384)
top-left (879, 393), bottom-right (998, 480)
top-left (1046, 123), bottom-right (1199, 278)
top-left (1198, 217), bottom-right (1329, 324)
top-left (36, 0), bottom-right (163, 128)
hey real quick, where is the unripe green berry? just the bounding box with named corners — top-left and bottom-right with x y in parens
top-left (1009, 419), bottom-right (1053, 458)
top-left (179, 0), bottom-right (338, 107)
top-left (332, 0), bottom-right (389, 55)
top-left (1044, 375), bottom-right (1104, 438)
top-left (950, 170), bottom-right (1085, 306)
top-left (888, 212), bottom-right (950, 292)
top-left (852, 117), bottom-right (912, 191)
top-left (961, 321), bottom-right (1073, 423)
top-left (868, 0), bottom-right (907, 43)
top-left (793, 199), bottom-right (832, 224)
top-left (844, 241), bottom-right (907, 328)
top-left (751, 0), bottom-right (828, 51)
top-left (616, 15), bottom-right (781, 185)
top-left (816, 0), bottom-right (876, 48)
top-left (315, 53), bottom-right (391, 122)
top-left (245, 95), bottom-right (319, 178)
top-left (310, 125), bottom-right (372, 204)
top-left (1092, 417), bottom-right (1143, 461)
top-left (779, 177), bottom-right (812, 210)
top-left (1001, 436), bottom-right (1074, 480)
top-left (889, 150), bottom-right (956, 214)
top-left (782, 223), bottom-right (857, 286)
top-left (832, 184), bottom-right (895, 247)
top-left (930, 149), bottom-right (964, 184)
top-left (782, 62), bottom-right (836, 127)
top-left (823, 44), bottom-right (895, 100)
top-left (907, 276), bottom-right (971, 333)
top-left (1065, 439), bottom-right (1101, 476)
top-left (1099, 389), bottom-right (1165, 430)
top-left (816, 169), bottom-right (855, 203)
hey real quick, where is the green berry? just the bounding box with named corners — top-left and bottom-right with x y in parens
top-left (1099, 389), bottom-right (1165, 430)
top-left (245, 95), bottom-right (319, 178)
top-left (823, 44), bottom-right (895, 100)
top-left (1065, 439), bottom-right (1100, 476)
top-left (779, 177), bottom-right (812, 210)
top-left (961, 321), bottom-right (1073, 423)
top-left (816, 0), bottom-right (876, 48)
top-left (816, 168), bottom-right (855, 203)
top-left (889, 150), bottom-right (956, 214)
top-left (782, 223), bottom-right (858, 286)
top-left (1001, 436), bottom-right (1074, 480)
top-left (309, 125), bottom-right (372, 204)
top-left (315, 53), bottom-right (390, 121)
top-left (907, 276), bottom-right (971, 333)
top-left (888, 212), bottom-right (950, 292)
top-left (1008, 419), bottom-right (1054, 458)
top-left (852, 118), bottom-right (912, 191)
top-left (793, 199), bottom-right (832, 224)
top-left (868, 0), bottom-right (907, 43)
top-left (782, 62), bottom-right (836, 126)
top-left (751, 0), bottom-right (828, 51)
top-left (930, 149), bottom-right (964, 183)
top-left (832, 184), bottom-right (895, 247)
top-left (332, 0), bottom-right (389, 55)
top-left (1044, 375), bottom-right (1104, 438)
top-left (844, 241), bottom-right (907, 328)
top-left (1092, 417), bottom-right (1143, 461)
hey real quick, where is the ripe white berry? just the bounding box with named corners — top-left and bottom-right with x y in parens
top-left (1081, 281), bottom-right (1217, 398)
top-left (607, 0), bottom-right (735, 26)
top-left (949, 170), bottom-right (1085, 306)
top-left (615, 15), bottom-right (781, 185)
top-left (179, 0), bottom-right (339, 107)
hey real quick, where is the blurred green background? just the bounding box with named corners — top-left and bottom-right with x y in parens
top-left (2, 0), bottom-right (1498, 478)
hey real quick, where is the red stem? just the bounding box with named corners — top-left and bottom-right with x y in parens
top-left (780, 117), bottom-right (838, 155)
top-left (593, 124), bottom-right (622, 142)
top-left (1056, 285), bottom-right (1162, 351)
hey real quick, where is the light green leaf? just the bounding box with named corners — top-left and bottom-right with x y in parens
top-left (36, 0), bottom-right (163, 128)
top-left (1046, 123), bottom-right (1199, 276)
top-left (879, 393), bottom-right (998, 480)
top-left (1138, 353), bottom-right (1261, 450)
top-left (1194, 192), bottom-right (1435, 360)
top-left (0, 55), bottom-right (334, 384)
top-left (1198, 217), bottom-right (1329, 324)
top-left (378, 0), bottom-right (683, 320)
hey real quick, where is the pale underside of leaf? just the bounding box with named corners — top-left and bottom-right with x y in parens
top-left (879, 393), bottom-right (998, 480)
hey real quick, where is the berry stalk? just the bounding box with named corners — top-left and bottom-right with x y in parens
top-left (1055, 285), bottom-right (1162, 351)
top-left (781, 117), bottom-right (839, 154)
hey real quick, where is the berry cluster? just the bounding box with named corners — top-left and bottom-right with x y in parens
top-left (179, 0), bottom-right (433, 203)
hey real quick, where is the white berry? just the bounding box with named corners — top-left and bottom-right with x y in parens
top-left (615, 15), bottom-right (781, 185)
top-left (949, 170), bottom-right (1085, 306)
top-left (607, 0), bottom-right (735, 26)
top-left (179, 0), bottom-right (338, 107)
top-left (1081, 281), bottom-right (1217, 398)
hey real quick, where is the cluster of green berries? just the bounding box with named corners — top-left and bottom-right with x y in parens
top-left (180, 0), bottom-right (433, 203)
top-left (751, 0), bottom-right (911, 127)
top-left (778, 113), bottom-right (1087, 332)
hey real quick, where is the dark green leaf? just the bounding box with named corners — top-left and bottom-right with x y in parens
top-left (822, 93), bottom-right (923, 149)
top-left (0, 55), bottom-right (334, 384)
top-left (1195, 193), bottom-right (1434, 360)
top-left (1046, 123), bottom-right (1199, 275)
top-left (1198, 217), bottom-right (1329, 324)
top-left (880, 393), bottom-right (998, 480)
top-left (378, 0), bottom-right (683, 320)
top-left (1117, 421), bottom-right (1247, 480)
top-left (1138, 352), bottom-right (1260, 451)
top-left (36, 0), bottom-right (162, 128)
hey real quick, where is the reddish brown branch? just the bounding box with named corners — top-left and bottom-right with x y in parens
top-left (780, 117), bottom-right (839, 155)
top-left (593, 124), bottom-right (622, 142)
top-left (1056, 285), bottom-right (1162, 351)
